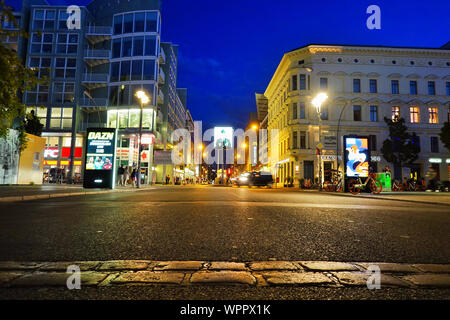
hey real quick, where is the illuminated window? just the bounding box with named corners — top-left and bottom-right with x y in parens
top-left (50, 107), bottom-right (72, 129)
top-left (26, 107), bottom-right (47, 126)
top-left (428, 107), bottom-right (438, 124)
top-left (410, 106), bottom-right (420, 123)
top-left (392, 106), bottom-right (400, 121)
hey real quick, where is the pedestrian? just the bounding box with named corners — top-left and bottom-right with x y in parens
top-left (131, 168), bottom-right (137, 187)
top-left (117, 165), bottom-right (125, 186)
top-left (123, 166), bottom-right (130, 186)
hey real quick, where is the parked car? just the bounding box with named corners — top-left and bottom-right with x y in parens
top-left (236, 171), bottom-right (274, 188)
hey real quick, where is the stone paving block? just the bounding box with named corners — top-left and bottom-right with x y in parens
top-left (0, 272), bottom-right (25, 285)
top-left (40, 261), bottom-right (101, 271)
top-left (9, 272), bottom-right (109, 287)
top-left (209, 262), bottom-right (247, 270)
top-left (154, 261), bottom-right (204, 271)
top-left (402, 274), bottom-right (450, 288)
top-left (412, 264), bottom-right (450, 273)
top-left (98, 260), bottom-right (153, 271)
top-left (332, 272), bottom-right (410, 287)
top-left (0, 261), bottom-right (45, 271)
top-left (190, 271), bottom-right (256, 285)
top-left (299, 261), bottom-right (359, 271)
top-left (249, 261), bottom-right (299, 271)
top-left (263, 272), bottom-right (334, 286)
top-left (357, 263), bottom-right (419, 273)
top-left (111, 271), bottom-right (185, 285)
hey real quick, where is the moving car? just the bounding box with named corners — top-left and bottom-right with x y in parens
top-left (236, 171), bottom-right (274, 188)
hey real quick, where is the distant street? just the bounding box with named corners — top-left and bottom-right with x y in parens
top-left (0, 186), bottom-right (449, 263)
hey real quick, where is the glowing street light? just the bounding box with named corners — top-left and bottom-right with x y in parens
top-left (135, 90), bottom-right (150, 188)
top-left (312, 92), bottom-right (328, 191)
top-left (312, 92), bottom-right (328, 110)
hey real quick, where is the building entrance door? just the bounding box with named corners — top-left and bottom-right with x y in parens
top-left (304, 161), bottom-right (314, 180)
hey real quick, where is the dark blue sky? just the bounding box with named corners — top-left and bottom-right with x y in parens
top-left (6, 0), bottom-right (450, 129)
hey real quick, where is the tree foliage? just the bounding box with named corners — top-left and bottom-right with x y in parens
top-left (439, 122), bottom-right (450, 152)
top-left (0, 1), bottom-right (48, 150)
top-left (22, 110), bottom-right (44, 136)
top-left (381, 116), bottom-right (420, 168)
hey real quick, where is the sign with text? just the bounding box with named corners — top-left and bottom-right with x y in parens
top-left (214, 127), bottom-right (233, 149)
top-left (344, 136), bottom-right (370, 178)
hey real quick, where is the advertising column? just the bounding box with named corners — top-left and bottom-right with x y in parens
top-left (83, 128), bottom-right (118, 189)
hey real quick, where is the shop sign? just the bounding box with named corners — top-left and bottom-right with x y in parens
top-left (44, 147), bottom-right (58, 159)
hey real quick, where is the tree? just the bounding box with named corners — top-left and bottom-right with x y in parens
top-left (381, 116), bottom-right (420, 172)
top-left (21, 109), bottom-right (44, 136)
top-left (0, 1), bottom-right (47, 150)
top-left (439, 122), bottom-right (450, 152)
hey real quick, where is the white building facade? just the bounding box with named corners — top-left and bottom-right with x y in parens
top-left (261, 44), bottom-right (450, 186)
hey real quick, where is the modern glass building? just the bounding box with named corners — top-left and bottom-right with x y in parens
top-left (8, 0), bottom-right (193, 184)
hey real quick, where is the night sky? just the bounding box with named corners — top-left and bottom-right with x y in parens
top-left (6, 0), bottom-right (450, 129)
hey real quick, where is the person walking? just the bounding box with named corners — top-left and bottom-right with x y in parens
top-left (131, 168), bottom-right (137, 187)
top-left (117, 165), bottom-right (125, 186)
top-left (123, 166), bottom-right (130, 186)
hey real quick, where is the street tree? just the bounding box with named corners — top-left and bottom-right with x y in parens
top-left (0, 1), bottom-right (48, 150)
top-left (439, 122), bottom-right (450, 152)
top-left (21, 109), bottom-right (44, 136)
top-left (381, 116), bottom-right (420, 173)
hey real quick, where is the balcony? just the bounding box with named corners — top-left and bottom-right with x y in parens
top-left (84, 49), bottom-right (110, 67)
top-left (85, 26), bottom-right (112, 44)
top-left (158, 89), bottom-right (164, 105)
top-left (159, 47), bottom-right (166, 64)
top-left (79, 97), bottom-right (108, 110)
top-left (158, 68), bottom-right (165, 84)
top-left (82, 73), bottom-right (109, 89)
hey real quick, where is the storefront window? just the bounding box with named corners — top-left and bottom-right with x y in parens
top-left (129, 110), bottom-right (139, 128)
top-left (118, 110), bottom-right (128, 128)
top-left (143, 109), bottom-right (153, 129)
top-left (62, 137), bottom-right (71, 147)
top-left (108, 110), bottom-right (118, 128)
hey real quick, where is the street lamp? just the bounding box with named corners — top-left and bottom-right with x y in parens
top-left (312, 92), bottom-right (328, 190)
top-left (135, 90), bottom-right (150, 188)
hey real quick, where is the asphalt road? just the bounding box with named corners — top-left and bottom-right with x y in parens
top-left (0, 186), bottom-right (449, 264)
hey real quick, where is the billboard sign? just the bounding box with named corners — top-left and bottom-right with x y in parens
top-left (83, 128), bottom-right (117, 189)
top-left (344, 136), bottom-right (370, 178)
top-left (214, 127), bottom-right (233, 149)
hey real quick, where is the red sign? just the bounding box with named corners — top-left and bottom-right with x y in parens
top-left (61, 147), bottom-right (83, 158)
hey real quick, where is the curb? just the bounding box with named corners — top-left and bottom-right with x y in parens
top-left (0, 187), bottom-right (155, 203)
top-left (0, 260), bottom-right (449, 289)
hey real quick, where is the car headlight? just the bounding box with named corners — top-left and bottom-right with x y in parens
top-left (240, 177), bottom-right (248, 182)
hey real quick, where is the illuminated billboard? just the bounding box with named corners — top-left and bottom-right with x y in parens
top-left (344, 136), bottom-right (370, 178)
top-left (214, 127), bottom-right (233, 149)
top-left (83, 128), bottom-right (117, 189)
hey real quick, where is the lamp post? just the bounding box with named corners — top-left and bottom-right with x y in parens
top-left (135, 90), bottom-right (150, 188)
top-left (312, 92), bottom-right (328, 191)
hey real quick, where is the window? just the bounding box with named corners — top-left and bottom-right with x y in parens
top-left (122, 37), bottom-right (132, 57)
top-left (133, 37), bottom-right (144, 56)
top-left (299, 102), bottom-right (305, 119)
top-left (447, 82), bottom-right (450, 96)
top-left (430, 137), bottom-right (439, 153)
top-left (370, 106), bottom-right (378, 122)
top-left (26, 84), bottom-right (49, 104)
top-left (143, 59), bottom-right (155, 80)
top-left (50, 107), bottom-right (72, 129)
top-left (299, 74), bottom-right (306, 90)
top-left (428, 81), bottom-right (436, 95)
top-left (53, 82), bottom-right (75, 104)
top-left (29, 57), bottom-right (51, 78)
top-left (120, 61), bottom-right (131, 81)
top-left (110, 62), bottom-right (120, 82)
top-left (292, 103), bottom-right (297, 119)
top-left (134, 12), bottom-right (145, 32)
top-left (299, 131), bottom-right (306, 149)
top-left (146, 12), bottom-right (158, 32)
top-left (144, 36), bottom-right (157, 56)
top-left (369, 79), bottom-right (377, 93)
top-left (353, 105), bottom-right (361, 121)
top-left (320, 78), bottom-right (328, 90)
top-left (293, 131), bottom-right (298, 149)
top-left (26, 107), bottom-right (47, 126)
top-left (292, 75), bottom-right (298, 91)
top-left (30, 32), bottom-right (53, 53)
top-left (392, 106), bottom-right (400, 121)
top-left (369, 135), bottom-right (377, 151)
top-left (410, 81), bottom-right (417, 95)
top-left (113, 15), bottom-right (123, 34)
top-left (320, 105), bottom-right (328, 120)
top-left (33, 9), bottom-right (55, 30)
top-left (353, 79), bottom-right (360, 93)
top-left (112, 39), bottom-right (121, 58)
top-left (391, 80), bottom-right (399, 94)
top-left (131, 60), bottom-right (143, 80)
top-left (410, 106), bottom-right (420, 123)
top-left (58, 10), bottom-right (69, 29)
top-left (123, 13), bottom-right (133, 33)
top-left (412, 135), bottom-right (420, 152)
top-left (428, 107), bottom-right (438, 124)
top-left (55, 58), bottom-right (76, 78)
top-left (56, 33), bottom-right (78, 54)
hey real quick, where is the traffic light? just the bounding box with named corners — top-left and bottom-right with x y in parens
top-left (227, 168), bottom-right (232, 176)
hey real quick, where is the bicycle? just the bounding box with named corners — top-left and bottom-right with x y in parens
top-left (323, 170), bottom-right (344, 192)
top-left (347, 172), bottom-right (382, 195)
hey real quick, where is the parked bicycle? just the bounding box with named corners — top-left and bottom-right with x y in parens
top-left (347, 172), bottom-right (382, 195)
top-left (323, 170), bottom-right (344, 192)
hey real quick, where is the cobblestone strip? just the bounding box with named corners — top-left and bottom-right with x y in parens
top-left (0, 261), bottom-right (449, 289)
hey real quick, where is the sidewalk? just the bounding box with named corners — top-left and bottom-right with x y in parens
top-left (0, 260), bottom-right (449, 289)
top-left (326, 191), bottom-right (450, 206)
top-left (0, 184), bottom-right (154, 202)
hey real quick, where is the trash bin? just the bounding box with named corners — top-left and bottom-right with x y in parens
top-left (375, 172), bottom-right (391, 192)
